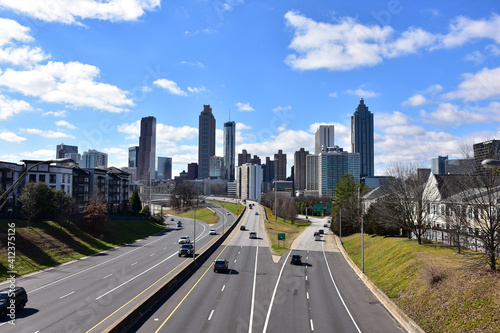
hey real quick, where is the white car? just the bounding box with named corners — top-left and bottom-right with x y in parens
top-left (178, 236), bottom-right (190, 244)
top-left (226, 211), bottom-right (230, 215)
top-left (209, 228), bottom-right (216, 235)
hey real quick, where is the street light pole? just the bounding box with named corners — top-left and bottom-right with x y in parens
top-left (274, 181), bottom-right (277, 223)
top-left (193, 207), bottom-right (196, 261)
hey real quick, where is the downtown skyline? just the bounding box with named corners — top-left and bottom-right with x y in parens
top-left (0, 1), bottom-right (500, 178)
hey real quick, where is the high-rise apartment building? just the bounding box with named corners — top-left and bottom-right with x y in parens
top-left (318, 147), bottom-right (360, 197)
top-left (306, 154), bottom-right (319, 191)
top-left (128, 146), bottom-right (139, 168)
top-left (223, 121), bottom-right (236, 181)
top-left (82, 149), bottom-right (108, 169)
top-left (188, 163), bottom-right (198, 180)
top-left (236, 163), bottom-right (263, 203)
top-left (274, 150), bottom-right (287, 181)
top-left (198, 105), bottom-right (216, 179)
top-left (351, 98), bottom-right (374, 178)
top-left (294, 148), bottom-right (309, 191)
top-left (209, 156), bottom-right (224, 179)
top-left (473, 140), bottom-right (500, 174)
top-left (264, 157), bottom-right (274, 182)
top-left (238, 149), bottom-right (251, 166)
top-left (137, 116), bottom-right (156, 181)
top-left (431, 156), bottom-right (448, 175)
top-left (315, 125), bottom-right (335, 154)
top-left (157, 157), bottom-right (172, 180)
top-left (56, 143), bottom-right (78, 159)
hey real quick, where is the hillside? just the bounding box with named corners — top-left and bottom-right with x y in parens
top-left (342, 234), bottom-right (500, 333)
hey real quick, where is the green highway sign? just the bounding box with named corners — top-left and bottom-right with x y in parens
top-left (278, 233), bottom-right (285, 240)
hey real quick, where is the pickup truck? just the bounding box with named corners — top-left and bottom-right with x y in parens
top-left (178, 244), bottom-right (194, 257)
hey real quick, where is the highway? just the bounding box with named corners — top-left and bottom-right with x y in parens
top-left (0, 202), bottom-right (235, 333)
top-left (135, 203), bottom-right (405, 333)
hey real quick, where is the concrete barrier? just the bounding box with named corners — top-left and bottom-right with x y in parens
top-left (104, 207), bottom-right (246, 333)
top-left (333, 235), bottom-right (425, 333)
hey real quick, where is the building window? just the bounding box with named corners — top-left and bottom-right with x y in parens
top-left (39, 174), bottom-right (46, 183)
top-left (29, 174), bottom-right (36, 182)
top-left (50, 174), bottom-right (56, 183)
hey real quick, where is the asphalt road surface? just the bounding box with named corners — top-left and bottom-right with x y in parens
top-left (135, 204), bottom-right (405, 333)
top-left (0, 202), bottom-right (234, 333)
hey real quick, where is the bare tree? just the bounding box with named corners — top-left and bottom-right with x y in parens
top-left (381, 163), bottom-right (440, 245)
top-left (169, 182), bottom-right (199, 211)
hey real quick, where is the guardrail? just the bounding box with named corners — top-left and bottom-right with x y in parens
top-left (104, 206), bottom-right (246, 333)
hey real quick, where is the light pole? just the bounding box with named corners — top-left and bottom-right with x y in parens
top-left (193, 207), bottom-right (196, 261)
top-left (0, 158), bottom-right (74, 212)
top-left (274, 181), bottom-right (277, 224)
top-left (222, 202), bottom-right (225, 234)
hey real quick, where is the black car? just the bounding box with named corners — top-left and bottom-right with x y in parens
top-left (0, 287), bottom-right (28, 317)
top-left (214, 259), bottom-right (229, 272)
top-left (240, 225), bottom-right (246, 230)
top-left (290, 254), bottom-right (302, 265)
top-left (318, 229), bottom-right (324, 235)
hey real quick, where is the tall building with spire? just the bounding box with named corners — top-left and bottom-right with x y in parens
top-left (223, 121), bottom-right (236, 181)
top-left (198, 105), bottom-right (216, 179)
top-left (137, 116), bottom-right (156, 181)
top-left (351, 98), bottom-right (374, 178)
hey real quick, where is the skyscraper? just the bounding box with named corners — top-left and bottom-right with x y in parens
top-left (157, 157), bottom-right (172, 180)
top-left (351, 98), bottom-right (374, 178)
top-left (315, 125), bottom-right (335, 154)
top-left (209, 156), bottom-right (224, 179)
top-left (238, 150), bottom-right (251, 166)
top-left (274, 150), bottom-right (287, 181)
top-left (294, 148), bottom-right (309, 191)
top-left (128, 146), bottom-right (139, 168)
top-left (137, 116), bottom-right (156, 181)
top-left (473, 140), bottom-right (500, 174)
top-left (82, 149), bottom-right (108, 169)
top-left (318, 147), bottom-right (360, 197)
top-left (223, 121), bottom-right (236, 181)
top-left (198, 105), bottom-right (216, 179)
top-left (56, 143), bottom-right (78, 159)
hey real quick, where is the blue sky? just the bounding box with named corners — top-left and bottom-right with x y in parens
top-left (0, 0), bottom-right (500, 177)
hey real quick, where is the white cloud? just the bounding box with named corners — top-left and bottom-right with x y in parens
top-left (42, 110), bottom-right (67, 117)
top-left (0, 61), bottom-right (134, 112)
top-left (376, 111), bottom-right (425, 136)
top-left (464, 50), bottom-right (485, 65)
top-left (0, 94), bottom-right (32, 120)
top-left (181, 60), bottom-right (205, 68)
top-left (20, 128), bottom-right (75, 139)
top-left (422, 84), bottom-right (443, 95)
top-left (153, 78), bottom-right (187, 96)
top-left (236, 102), bottom-right (254, 112)
top-left (0, 45), bottom-right (49, 67)
top-left (0, 130), bottom-right (26, 143)
top-left (117, 120), bottom-right (140, 140)
top-left (345, 87), bottom-right (379, 98)
top-left (438, 14), bottom-right (500, 48)
top-left (402, 94), bottom-right (428, 107)
top-left (0, 18), bottom-right (33, 46)
top-left (236, 122), bottom-right (251, 130)
top-left (443, 67), bottom-right (500, 101)
top-left (486, 44), bottom-right (500, 56)
top-left (19, 149), bottom-right (55, 160)
top-left (420, 103), bottom-right (489, 126)
top-left (0, 0), bottom-right (161, 24)
top-left (272, 105), bottom-right (292, 112)
top-left (329, 92), bottom-right (337, 98)
top-left (187, 86), bottom-right (206, 94)
top-left (55, 120), bottom-right (77, 129)
top-left (156, 123), bottom-right (197, 142)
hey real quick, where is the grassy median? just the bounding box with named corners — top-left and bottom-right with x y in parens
top-left (263, 207), bottom-right (310, 256)
top-left (342, 234), bottom-right (500, 333)
top-left (0, 219), bottom-right (165, 282)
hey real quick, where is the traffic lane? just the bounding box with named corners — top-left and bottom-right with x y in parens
top-left (263, 250), bottom-right (312, 333)
top-left (0, 223), bottom-right (217, 332)
top-left (305, 249), bottom-right (363, 333)
top-left (323, 246), bottom-right (404, 333)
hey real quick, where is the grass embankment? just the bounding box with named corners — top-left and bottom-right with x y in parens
top-left (209, 201), bottom-right (244, 216)
top-left (167, 201), bottom-right (244, 225)
top-left (342, 234), bottom-right (500, 333)
top-left (0, 219), bottom-right (165, 282)
top-left (263, 207), bottom-right (310, 256)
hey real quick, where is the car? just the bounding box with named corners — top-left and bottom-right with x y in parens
top-left (319, 229), bottom-right (324, 235)
top-left (178, 243), bottom-right (194, 257)
top-left (0, 287), bottom-right (28, 318)
top-left (170, 217), bottom-right (174, 221)
top-left (226, 211), bottom-right (230, 215)
top-left (314, 231), bottom-right (320, 237)
top-left (315, 234), bottom-right (321, 241)
top-left (209, 228), bottom-right (217, 235)
top-left (178, 236), bottom-right (190, 244)
top-left (290, 254), bottom-right (302, 265)
top-left (177, 221), bottom-right (183, 227)
top-left (249, 232), bottom-right (257, 239)
top-left (255, 212), bottom-right (258, 215)
top-left (323, 223), bottom-right (328, 227)
top-left (214, 259), bottom-right (229, 272)
top-left (240, 225), bottom-right (246, 230)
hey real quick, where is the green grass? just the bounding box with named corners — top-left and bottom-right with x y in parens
top-left (0, 219), bottom-right (165, 282)
top-left (342, 234), bottom-right (500, 333)
top-left (208, 201), bottom-right (244, 216)
top-left (263, 207), bottom-right (310, 256)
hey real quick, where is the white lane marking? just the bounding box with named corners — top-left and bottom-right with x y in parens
top-left (29, 233), bottom-right (167, 294)
top-left (103, 274), bottom-right (112, 279)
top-left (263, 250), bottom-right (292, 333)
top-left (306, 276), bottom-right (308, 281)
top-left (221, 285), bottom-right (225, 292)
top-left (249, 235), bottom-right (259, 333)
top-left (59, 291), bottom-right (75, 299)
top-left (208, 309), bottom-right (215, 321)
top-left (163, 247), bottom-right (168, 250)
top-left (95, 252), bottom-right (177, 300)
top-left (234, 259), bottom-right (237, 263)
top-left (131, 262), bottom-right (137, 266)
top-left (322, 241), bottom-right (362, 333)
top-left (150, 253), bottom-right (155, 257)
top-left (306, 292), bottom-right (309, 299)
top-left (310, 319), bottom-right (314, 331)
